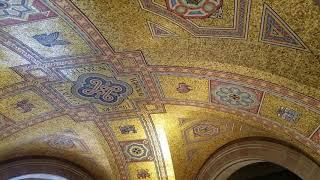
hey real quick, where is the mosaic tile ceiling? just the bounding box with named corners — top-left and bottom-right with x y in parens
top-left (0, 0), bottom-right (319, 179)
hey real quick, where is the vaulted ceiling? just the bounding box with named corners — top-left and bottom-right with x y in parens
top-left (0, 0), bottom-right (319, 179)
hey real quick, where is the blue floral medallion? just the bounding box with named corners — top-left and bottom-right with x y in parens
top-left (215, 86), bottom-right (255, 108)
top-left (72, 73), bottom-right (133, 106)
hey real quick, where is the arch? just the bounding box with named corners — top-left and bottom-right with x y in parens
top-left (0, 157), bottom-right (94, 180)
top-left (196, 138), bottom-right (320, 180)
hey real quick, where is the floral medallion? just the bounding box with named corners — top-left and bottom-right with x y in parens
top-left (215, 87), bottom-right (255, 107)
top-left (72, 73), bottom-right (133, 106)
top-left (211, 80), bottom-right (264, 113)
top-left (120, 140), bottom-right (154, 162)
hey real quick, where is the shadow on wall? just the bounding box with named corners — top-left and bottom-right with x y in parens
top-left (228, 162), bottom-right (301, 180)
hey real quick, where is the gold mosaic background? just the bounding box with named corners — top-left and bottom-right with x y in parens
top-left (0, 0), bottom-right (319, 179)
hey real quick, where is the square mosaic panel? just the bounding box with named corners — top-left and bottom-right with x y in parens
top-left (128, 162), bottom-right (158, 180)
top-left (119, 140), bottom-right (154, 162)
top-left (108, 118), bottom-right (147, 141)
top-left (210, 80), bottom-right (264, 113)
top-left (155, 74), bottom-right (209, 102)
top-left (0, 89), bottom-right (57, 121)
top-left (259, 93), bottom-right (320, 136)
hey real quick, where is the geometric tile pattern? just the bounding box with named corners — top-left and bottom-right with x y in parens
top-left (120, 140), bottom-right (154, 162)
top-left (71, 73), bottom-right (133, 106)
top-left (259, 3), bottom-right (310, 52)
top-left (147, 21), bottom-right (176, 38)
top-left (0, 0), bottom-right (319, 179)
top-left (140, 0), bottom-right (251, 38)
top-left (0, 0), bottom-right (57, 26)
top-left (165, 0), bottom-right (223, 19)
top-left (137, 168), bottom-right (151, 179)
top-left (119, 125), bottom-right (137, 135)
top-left (128, 162), bottom-right (158, 180)
top-left (50, 64), bottom-right (148, 115)
top-left (182, 120), bottom-right (248, 144)
top-left (108, 118), bottom-right (147, 141)
top-left (259, 93), bottom-right (320, 136)
top-left (193, 123), bottom-right (219, 137)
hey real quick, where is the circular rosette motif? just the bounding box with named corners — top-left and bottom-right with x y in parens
top-left (125, 143), bottom-right (149, 160)
top-left (215, 86), bottom-right (256, 108)
top-left (166, 0), bottom-right (223, 18)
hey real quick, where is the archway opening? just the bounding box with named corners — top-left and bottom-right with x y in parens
top-left (0, 157), bottom-right (94, 180)
top-left (228, 162), bottom-right (302, 180)
top-left (196, 139), bottom-right (320, 180)
top-left (9, 173), bottom-right (68, 180)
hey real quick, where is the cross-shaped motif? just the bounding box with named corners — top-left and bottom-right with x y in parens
top-left (137, 169), bottom-right (151, 179)
top-left (16, 99), bottom-right (35, 113)
top-left (177, 83), bottom-right (191, 93)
